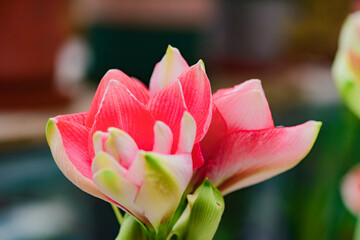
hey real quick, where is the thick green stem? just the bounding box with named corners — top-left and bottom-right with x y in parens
top-left (111, 204), bottom-right (124, 226)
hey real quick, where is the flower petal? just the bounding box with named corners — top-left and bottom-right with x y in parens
top-left (177, 112), bottom-right (196, 154)
top-left (149, 45), bottom-right (189, 96)
top-left (200, 104), bottom-right (228, 157)
top-left (91, 152), bottom-right (125, 175)
top-left (48, 118), bottom-right (92, 179)
top-left (93, 131), bottom-right (109, 155)
top-left (214, 88), bottom-right (274, 131)
top-left (192, 143), bottom-right (204, 170)
top-left (341, 164), bottom-right (360, 216)
top-left (133, 152), bottom-right (193, 228)
top-left (126, 151), bottom-right (146, 187)
top-left (147, 80), bottom-right (187, 152)
top-left (46, 119), bottom-right (107, 201)
top-left (204, 121), bottom-right (322, 195)
top-left (105, 128), bottom-right (139, 169)
top-left (213, 79), bottom-right (265, 99)
top-left (153, 121), bottom-right (173, 154)
top-left (55, 112), bottom-right (87, 125)
top-left (86, 70), bottom-right (150, 127)
top-left (93, 168), bottom-right (146, 223)
top-left (178, 62), bottom-right (213, 142)
top-left (90, 80), bottom-right (154, 153)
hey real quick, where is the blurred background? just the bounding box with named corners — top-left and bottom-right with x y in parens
top-left (0, 0), bottom-right (359, 239)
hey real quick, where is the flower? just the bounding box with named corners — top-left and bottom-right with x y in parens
top-left (198, 80), bottom-right (322, 195)
top-left (333, 12), bottom-right (360, 119)
top-left (47, 45), bottom-right (321, 237)
top-left (341, 164), bottom-right (360, 216)
top-left (46, 46), bottom-right (212, 228)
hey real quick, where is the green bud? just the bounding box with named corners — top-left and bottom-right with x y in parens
top-left (169, 179), bottom-right (225, 240)
top-left (116, 214), bottom-right (147, 240)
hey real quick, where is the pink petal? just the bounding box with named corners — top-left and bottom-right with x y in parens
top-left (51, 118), bottom-right (92, 179)
top-left (204, 121), bottom-right (322, 195)
top-left (92, 131), bottom-right (109, 154)
top-left (85, 69), bottom-right (150, 127)
top-left (178, 62), bottom-right (212, 142)
top-left (192, 143), bottom-right (204, 170)
top-left (130, 77), bottom-right (151, 103)
top-left (213, 79), bottom-right (265, 99)
top-left (147, 80), bottom-right (187, 152)
top-left (107, 127), bottom-right (140, 169)
top-left (46, 119), bottom-right (108, 201)
top-left (149, 45), bottom-right (189, 96)
top-left (200, 104), bottom-right (228, 157)
top-left (55, 112), bottom-right (87, 125)
top-left (89, 80), bottom-right (154, 153)
top-left (214, 88), bottom-right (274, 131)
top-left (341, 164), bottom-right (360, 215)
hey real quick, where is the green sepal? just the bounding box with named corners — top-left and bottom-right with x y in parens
top-left (116, 214), bottom-right (148, 240)
top-left (168, 179), bottom-right (225, 240)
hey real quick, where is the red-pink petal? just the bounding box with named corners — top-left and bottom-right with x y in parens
top-left (147, 80), bottom-right (187, 152)
top-left (130, 77), bottom-right (151, 103)
top-left (204, 121), bottom-right (322, 195)
top-left (213, 79), bottom-right (265, 99)
top-left (85, 69), bottom-right (150, 127)
top-left (55, 112), bottom-right (87, 125)
top-left (90, 80), bottom-right (154, 153)
top-left (50, 118), bottom-right (92, 179)
top-left (178, 62), bottom-right (212, 142)
top-left (46, 119), bottom-right (108, 201)
top-left (200, 104), bottom-right (228, 157)
top-left (214, 88), bottom-right (274, 131)
top-left (192, 143), bottom-right (204, 170)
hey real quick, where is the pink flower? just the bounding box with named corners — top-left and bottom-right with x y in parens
top-left (46, 46), bottom-right (212, 228)
top-left (333, 12), bottom-right (360, 119)
top-left (341, 164), bottom-right (360, 216)
top-left (47, 45), bottom-right (321, 230)
top-left (198, 80), bottom-right (322, 195)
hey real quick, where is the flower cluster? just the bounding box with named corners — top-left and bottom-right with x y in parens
top-left (47, 46), bottom-right (321, 239)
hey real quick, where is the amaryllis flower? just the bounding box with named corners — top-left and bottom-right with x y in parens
top-left (46, 46), bottom-right (212, 228)
top-left (197, 79), bottom-right (321, 194)
top-left (47, 46), bottom-right (321, 239)
top-left (333, 12), bottom-right (360, 119)
top-left (341, 164), bottom-right (360, 216)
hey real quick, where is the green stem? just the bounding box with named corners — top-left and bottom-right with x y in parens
top-left (354, 215), bottom-right (360, 240)
top-left (111, 204), bottom-right (124, 226)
